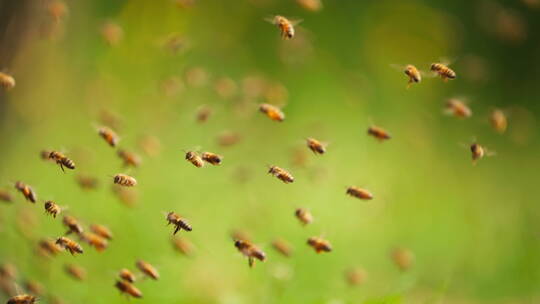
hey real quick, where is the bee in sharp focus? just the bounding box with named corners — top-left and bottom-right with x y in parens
top-left (306, 138), bottom-right (326, 154)
top-left (266, 15), bottom-right (301, 40)
top-left (431, 62), bottom-right (456, 82)
top-left (75, 175), bottom-right (99, 190)
top-left (115, 280), bottom-right (142, 298)
top-left (90, 224), bottom-right (113, 240)
top-left (272, 239), bottom-right (292, 257)
top-left (119, 269), bottom-right (136, 283)
top-left (7, 295), bottom-right (37, 304)
top-left (14, 181), bottom-right (37, 203)
top-left (307, 236), bottom-right (332, 253)
top-left (234, 239), bottom-right (266, 268)
top-left (295, 208), bottom-right (313, 225)
top-left (367, 125), bottom-right (391, 141)
top-left (113, 174), bottom-right (137, 187)
top-left (63, 215), bottom-right (83, 235)
top-left (56, 236), bottom-right (83, 255)
top-left (64, 264), bottom-right (86, 281)
top-left (445, 98), bottom-right (472, 118)
top-left (136, 260), bottom-right (159, 280)
top-left (98, 126), bottom-right (119, 147)
top-left (201, 152), bottom-right (223, 165)
top-left (391, 247), bottom-right (414, 271)
top-left (259, 103), bottom-right (285, 122)
top-left (346, 186), bottom-right (373, 200)
top-left (185, 151), bottom-right (204, 168)
top-left (166, 212), bottom-right (192, 235)
top-left (490, 108), bottom-right (508, 133)
top-left (0, 72), bottom-right (15, 90)
top-left (80, 232), bottom-right (108, 252)
top-left (117, 150), bottom-right (141, 168)
top-left (44, 201), bottom-right (62, 218)
top-left (172, 237), bottom-right (194, 256)
top-left (48, 151), bottom-right (75, 172)
top-left (0, 190), bottom-right (13, 203)
top-left (268, 166), bottom-right (294, 183)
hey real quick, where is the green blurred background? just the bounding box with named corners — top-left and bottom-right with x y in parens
top-left (0, 0), bottom-right (539, 303)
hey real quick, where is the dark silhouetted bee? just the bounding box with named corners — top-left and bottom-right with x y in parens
top-left (113, 174), bottom-right (137, 187)
top-left (185, 151), bottom-right (204, 168)
top-left (80, 232), bottom-right (108, 252)
top-left (234, 239), bottom-right (266, 267)
top-left (445, 98), bottom-right (472, 118)
top-left (201, 152), bottom-right (223, 165)
top-left (266, 15), bottom-right (301, 40)
top-left (136, 260), bottom-right (159, 280)
top-left (196, 105), bottom-right (213, 123)
top-left (367, 126), bottom-right (391, 141)
top-left (7, 295), bottom-right (37, 304)
top-left (0, 190), bottom-right (13, 203)
top-left (346, 186), bottom-right (373, 200)
top-left (490, 109), bottom-right (507, 133)
top-left (268, 166), bottom-right (294, 183)
top-left (259, 103), bottom-right (285, 121)
top-left (98, 126), bottom-right (119, 147)
top-left (307, 236), bottom-right (332, 253)
top-left (75, 175), bottom-right (99, 190)
top-left (0, 72), bottom-right (15, 90)
top-left (64, 264), bottom-right (86, 281)
top-left (56, 237), bottom-right (83, 255)
top-left (272, 239), bottom-right (292, 257)
top-left (166, 212), bottom-right (192, 235)
top-left (295, 208), bottom-right (313, 225)
top-left (172, 237), bottom-right (194, 256)
top-left (115, 280), bottom-right (142, 298)
top-left (391, 247), bottom-right (414, 271)
top-left (431, 62), bottom-right (456, 81)
top-left (90, 224), bottom-right (113, 240)
top-left (117, 150), bottom-right (141, 168)
top-left (119, 269), bottom-right (136, 283)
top-left (63, 215), bottom-right (83, 235)
top-left (306, 138), bottom-right (326, 154)
top-left (48, 151), bottom-right (75, 172)
top-left (44, 201), bottom-right (62, 218)
top-left (14, 181), bottom-right (37, 203)
top-left (345, 267), bottom-right (367, 286)
top-left (37, 239), bottom-right (62, 257)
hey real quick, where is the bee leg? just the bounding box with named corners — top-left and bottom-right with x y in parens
top-left (248, 257), bottom-right (254, 268)
top-left (174, 225), bottom-right (180, 235)
top-left (59, 163), bottom-right (65, 173)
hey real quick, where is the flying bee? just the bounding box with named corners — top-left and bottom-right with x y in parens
top-left (391, 247), bottom-right (414, 271)
top-left (185, 151), bottom-right (204, 168)
top-left (56, 236), bottom-right (83, 255)
top-left (201, 152), bottom-right (223, 165)
top-left (14, 181), bottom-right (37, 203)
top-left (47, 0), bottom-right (68, 22)
top-left (297, 0), bottom-right (323, 12)
top-left (445, 98), bottom-right (472, 118)
top-left (469, 141), bottom-right (495, 165)
top-left (234, 239), bottom-right (266, 268)
top-left (268, 166), bottom-right (294, 183)
top-left (63, 215), bottom-right (83, 235)
top-left (0, 190), bottom-right (13, 203)
top-left (48, 151), bottom-right (75, 172)
top-left (115, 280), bottom-right (142, 298)
top-left (295, 208), bottom-right (313, 225)
top-left (64, 264), bottom-right (86, 281)
top-left (98, 126), bottom-right (119, 147)
top-left (80, 232), bottom-right (108, 252)
top-left (172, 237), bottom-right (194, 256)
top-left (307, 236), bottom-right (332, 253)
top-left (7, 295), bottom-right (37, 304)
top-left (113, 174), bottom-right (137, 187)
top-left (0, 72), bottom-right (15, 90)
top-left (272, 239), bottom-right (292, 257)
top-left (259, 103), bottom-right (285, 122)
top-left (346, 186), bottom-right (373, 200)
top-left (101, 22), bottom-right (123, 46)
top-left (90, 224), bottom-right (113, 240)
top-left (345, 267), bottom-right (367, 286)
top-left (367, 125), bottom-right (391, 141)
top-left (196, 105), bottom-right (212, 123)
top-left (136, 260), bottom-right (159, 280)
top-left (117, 150), bottom-right (141, 168)
top-left (37, 239), bottom-right (62, 257)
top-left (166, 212), bottom-right (192, 235)
top-left (112, 185), bottom-right (138, 207)
top-left (391, 64), bottom-right (422, 89)
top-left (216, 131), bottom-right (242, 147)
top-left (75, 175), bottom-right (99, 190)
top-left (119, 269), bottom-right (136, 283)
top-left (266, 15), bottom-right (301, 40)
top-left (40, 150), bottom-right (53, 161)
top-left (138, 134), bottom-right (161, 157)
top-left (0, 263), bottom-right (17, 280)
top-left (44, 201), bottom-right (62, 218)
top-left (490, 109), bottom-right (508, 133)
top-left (306, 138), bottom-right (326, 154)
top-left (430, 62), bottom-right (456, 81)
top-left (23, 280), bottom-right (44, 296)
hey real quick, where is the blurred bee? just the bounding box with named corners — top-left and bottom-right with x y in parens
top-left (63, 215), bottom-right (83, 235)
top-left (166, 212), bottom-right (192, 235)
top-left (0, 279), bottom-right (16, 297)
top-left (234, 239), bottom-right (266, 267)
top-left (345, 267), bottom-right (367, 286)
top-left (297, 0), bottom-right (323, 11)
top-left (14, 182), bottom-right (36, 203)
top-left (113, 174), bottom-right (137, 187)
top-left (217, 131), bottom-right (242, 147)
top-left (47, 0), bottom-right (68, 22)
top-left (119, 269), bottom-right (136, 283)
top-left (201, 152), bottom-right (223, 165)
top-left (196, 105), bottom-right (212, 123)
top-left (98, 126), bottom-right (119, 147)
top-left (6, 295), bottom-right (37, 304)
top-left (266, 15), bottom-right (301, 40)
top-left (445, 98), bottom-right (472, 118)
top-left (75, 175), bottom-right (99, 190)
top-left (99, 109), bottom-right (123, 132)
top-left (469, 141), bottom-right (494, 165)
top-left (115, 280), bottom-right (142, 298)
top-left (174, 0), bottom-right (196, 8)
top-left (490, 109), bottom-right (508, 133)
top-left (346, 186), bottom-right (373, 200)
top-left (307, 236), bottom-right (332, 253)
top-left (56, 236), bottom-right (83, 255)
top-left (64, 264), bottom-right (86, 281)
top-left (136, 260), bottom-right (159, 280)
top-left (172, 237), bottom-right (194, 256)
top-left (272, 239), bottom-right (292, 257)
top-left (117, 150), bottom-right (141, 168)
top-left (101, 21), bottom-right (123, 46)
top-left (367, 125), bottom-right (391, 141)
top-left (44, 201), bottom-right (62, 218)
top-left (184, 66), bottom-right (209, 87)
top-left (0, 263), bottom-right (17, 280)
top-left (214, 77), bottom-right (238, 99)
top-left (0, 72), bottom-right (15, 90)
top-left (112, 185), bottom-right (138, 207)
top-left (48, 151), bottom-right (75, 172)
top-left (391, 247), bottom-right (414, 271)
top-left (80, 232), bottom-right (108, 252)
top-left (259, 103), bottom-right (285, 122)
top-left (0, 190), bottom-right (13, 203)
top-left (306, 138), bottom-right (326, 154)
top-left (90, 224), bottom-right (113, 240)
top-left (230, 229), bottom-right (251, 242)
top-left (185, 151), bottom-right (204, 168)
top-left (23, 280), bottom-right (43, 296)
top-left (37, 239), bottom-right (62, 257)
top-left (431, 62), bottom-right (456, 82)
top-left (295, 208), bottom-right (313, 225)
top-left (268, 166), bottom-right (294, 183)
top-left (138, 134), bottom-right (161, 157)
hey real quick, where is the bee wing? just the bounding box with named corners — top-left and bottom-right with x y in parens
top-left (290, 18), bottom-right (303, 26)
top-left (439, 56), bottom-right (458, 66)
top-left (264, 16), bottom-right (276, 24)
top-left (420, 69), bottom-right (438, 78)
top-left (389, 64), bottom-right (407, 71)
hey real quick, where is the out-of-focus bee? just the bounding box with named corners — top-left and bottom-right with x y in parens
top-left (75, 175), bottom-right (99, 190)
top-left (47, 0), bottom-right (68, 22)
top-left (201, 152), bottom-right (223, 165)
top-left (112, 185), bottom-right (138, 207)
top-left (80, 232), bottom-right (108, 252)
top-left (445, 98), bottom-right (472, 118)
top-left (0, 72), bottom-right (16, 91)
top-left (214, 77), bottom-right (238, 99)
top-left (234, 239), bottom-right (266, 267)
top-left (136, 260), bottom-right (159, 280)
top-left (185, 151), bottom-right (204, 168)
top-left (266, 15), bottom-right (301, 40)
top-left (166, 212), bottom-right (192, 235)
top-left (161, 33), bottom-right (189, 55)
top-left (14, 181), bottom-right (37, 203)
top-left (48, 151), bottom-right (75, 172)
top-left (469, 142), bottom-right (494, 165)
top-left (196, 105), bottom-right (212, 123)
top-left (0, 263), bottom-right (17, 280)
top-left (216, 131), bottom-right (242, 147)
top-left (184, 66), bottom-right (209, 87)
top-left (63, 215), bottom-right (83, 235)
top-left (391, 247), bottom-right (414, 271)
top-left (174, 0), bottom-right (196, 8)
top-left (37, 239), bottom-right (62, 257)
top-left (64, 264), bottom-right (86, 281)
top-left (44, 201), bottom-right (62, 218)
top-left (6, 295), bottom-right (37, 304)
top-left (367, 125), bottom-right (391, 141)
top-left (117, 150), bottom-right (141, 168)
top-left (431, 62), bottom-right (456, 82)
top-left (113, 174), bottom-right (137, 187)
top-left (268, 166), bottom-right (294, 183)
top-left (24, 280), bottom-right (43, 296)
top-left (0, 278), bottom-right (16, 297)
top-left (119, 269), bottom-right (136, 283)
top-left (172, 237), bottom-right (194, 256)
top-left (307, 236), bottom-right (332, 253)
top-left (56, 237), bottom-right (83, 255)
top-left (90, 224), bottom-right (113, 240)
top-left (115, 280), bottom-right (142, 298)
top-left (306, 138), bottom-right (326, 154)
top-left (490, 109), bottom-right (508, 133)
top-left (345, 267), bottom-right (367, 286)
top-left (272, 239), bottom-right (292, 257)
top-left (101, 21), bottom-right (123, 46)
top-left (295, 208), bottom-right (313, 225)
top-left (230, 229), bottom-right (251, 242)
top-left (138, 134), bottom-right (161, 157)
top-left (160, 76), bottom-right (184, 97)
top-left (259, 103), bottom-right (285, 122)
top-left (99, 109), bottom-right (123, 132)
top-left (98, 126), bottom-right (119, 147)
top-left (0, 190), bottom-right (13, 203)
top-left (346, 186), bottom-right (373, 200)
top-left (297, 0), bottom-right (323, 12)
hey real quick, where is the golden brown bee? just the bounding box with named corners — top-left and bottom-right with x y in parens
top-left (267, 15), bottom-right (300, 40)
top-left (490, 109), bottom-right (508, 133)
top-left (7, 295), bottom-right (37, 304)
top-left (98, 126), bottom-right (119, 147)
top-left (184, 66), bottom-right (209, 87)
top-left (14, 181), bottom-right (37, 203)
top-left (469, 142), bottom-right (494, 164)
top-left (48, 151), bottom-right (75, 172)
top-left (56, 237), bottom-right (83, 255)
top-left (295, 208), bottom-right (313, 225)
top-left (115, 280), bottom-right (142, 298)
top-left (230, 229), bottom-right (251, 242)
top-left (404, 64), bottom-right (421, 88)
top-left (171, 237), bottom-right (194, 256)
top-left (234, 239), bottom-right (266, 268)
top-left (37, 239), bottom-right (62, 257)
top-left (75, 175), bottom-right (99, 190)
top-left (80, 232), bottom-right (108, 252)
top-left (47, 0), bottom-right (68, 22)
top-left (185, 151), bottom-right (204, 168)
top-left (0, 263), bottom-right (17, 280)
top-left (63, 215), bottom-right (83, 235)
top-left (101, 21), bottom-right (123, 46)
top-left (196, 105), bottom-right (213, 123)
top-left (0, 190), bottom-right (13, 203)
top-left (346, 186), bottom-right (373, 200)
top-left (445, 98), bottom-right (472, 118)
top-left (306, 138), bottom-right (326, 154)
top-left (391, 247), bottom-right (414, 271)
top-left (297, 0), bottom-right (323, 11)
top-left (138, 134), bottom-right (161, 157)
top-left (113, 174), bottom-right (137, 187)
top-left (345, 267), bottom-right (367, 286)
top-left (214, 77), bottom-right (238, 99)
top-left (216, 131), bottom-right (242, 147)
top-left (307, 236), bottom-right (332, 253)
top-left (201, 152), bottom-right (223, 165)
top-left (117, 150), bottom-right (142, 168)
top-left (367, 125), bottom-right (391, 141)
top-left (166, 212), bottom-right (192, 235)
top-left (0, 72), bottom-right (16, 91)
top-left (259, 103), bottom-right (285, 122)
top-left (23, 280), bottom-right (43, 296)
top-left (431, 62), bottom-right (456, 81)
top-left (99, 109), bottom-right (123, 132)
top-left (90, 224), bottom-right (113, 240)
top-left (136, 260), bottom-right (159, 280)
top-left (64, 264), bottom-right (86, 281)
top-left (112, 185), bottom-right (138, 207)
top-left (119, 268), bottom-right (136, 283)
top-left (44, 201), bottom-right (62, 218)
top-left (271, 239), bottom-right (292, 257)
top-left (268, 166), bottom-right (294, 183)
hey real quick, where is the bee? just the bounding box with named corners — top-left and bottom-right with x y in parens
top-left (367, 125), bottom-right (391, 141)
top-left (259, 103), bottom-right (285, 122)
top-left (138, 134), bottom-right (161, 157)
top-left (99, 109), bottom-right (123, 132)
top-left (201, 152), bottom-right (223, 165)
top-left (185, 151), bottom-right (204, 168)
top-left (306, 138), bottom-right (326, 154)
top-left (307, 236), bottom-right (332, 253)
top-left (445, 98), bottom-right (472, 118)
top-left (234, 239), bottom-right (266, 268)
top-left (6, 295), bottom-right (37, 304)
top-left (400, 64), bottom-right (422, 89)
top-left (469, 141), bottom-right (494, 165)
top-left (117, 150), bottom-right (141, 168)
top-left (14, 181), bottom-right (37, 203)
top-left (0, 72), bottom-right (15, 90)
top-left (216, 131), bottom-right (242, 147)
top-left (80, 232), bottom-right (108, 252)
top-left (48, 151), bottom-right (75, 172)
top-left (90, 224), bottom-right (113, 240)
top-left (47, 0), bottom-right (68, 22)
top-left (75, 175), bottom-right (99, 190)
top-left (295, 208), bottom-right (313, 225)
top-left (63, 215), bottom-right (83, 235)
top-left (391, 247), bottom-right (414, 271)
top-left (271, 239), bottom-right (292, 257)
top-left (490, 109), bottom-right (508, 133)
top-left (184, 66), bottom-right (209, 87)
top-left (24, 280), bottom-right (44, 296)
top-left (297, 0), bottom-right (323, 12)
top-left (196, 105), bottom-right (212, 123)
top-left (0, 190), bottom-right (13, 203)
top-left (268, 166), bottom-right (294, 183)
top-left (172, 237), bottom-right (194, 256)
top-left (101, 22), bottom-right (123, 46)
top-left (345, 267), bottom-right (367, 286)
top-left (112, 185), bottom-right (138, 207)
top-left (214, 77), bottom-right (238, 99)
top-left (166, 212), bottom-right (192, 235)
top-left (115, 280), bottom-right (142, 298)
top-left (0, 263), bottom-right (17, 280)
top-left (37, 239), bottom-right (62, 257)
top-left (266, 15), bottom-right (301, 40)
top-left (44, 201), bottom-right (62, 218)
top-left (431, 62), bottom-right (456, 81)
top-left (98, 126), bottom-right (119, 147)
top-left (64, 264), bottom-right (86, 281)
top-left (113, 174), bottom-right (137, 187)
top-left (136, 260), bottom-right (159, 280)
top-left (56, 236), bottom-right (83, 255)
top-left (346, 186), bottom-right (373, 200)
top-left (119, 269), bottom-right (136, 283)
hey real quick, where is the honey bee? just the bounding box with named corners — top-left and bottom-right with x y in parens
top-left (166, 212), bottom-right (192, 235)
top-left (234, 239), bottom-right (266, 267)
top-left (113, 174), bottom-right (137, 187)
top-left (395, 64), bottom-right (422, 89)
top-left (0, 72), bottom-right (16, 90)
top-left (0, 263), bottom-right (17, 280)
top-left (216, 131), bottom-right (242, 147)
top-left (214, 77), bottom-right (238, 99)
top-left (297, 0), bottom-right (323, 12)
top-left (63, 215), bottom-right (83, 235)
top-left (490, 109), bottom-right (508, 133)
top-left (98, 126), bottom-right (119, 147)
top-left (14, 181), bottom-right (37, 203)
top-left (117, 150), bottom-right (141, 168)
top-left (271, 239), bottom-right (292, 257)
top-left (346, 186), bottom-right (373, 200)
top-left (44, 201), bottom-right (62, 218)
top-left (196, 105), bottom-right (212, 123)
top-left (47, 0), bottom-right (68, 22)
top-left (101, 21), bottom-right (123, 46)
top-left (445, 98), bottom-right (472, 118)
top-left (295, 208), bottom-right (313, 225)
top-left (306, 138), bottom-right (326, 154)
top-left (391, 247), bottom-right (414, 271)
top-left (37, 239), bottom-right (62, 257)
top-left (266, 15), bottom-right (301, 40)
top-left (367, 125), bottom-right (391, 141)
top-left (259, 103), bottom-right (285, 122)
top-left (99, 109), bottom-right (123, 132)
top-left (201, 152), bottom-right (223, 165)
top-left (184, 66), bottom-right (209, 87)
top-left (6, 295), bottom-right (37, 304)
top-left (268, 166), bottom-right (294, 183)
top-left (75, 175), bottom-right (99, 190)
top-left (64, 264), bottom-right (86, 281)
top-left (172, 237), bottom-right (194, 256)
top-left (345, 267), bottom-right (367, 286)
top-left (24, 280), bottom-right (44, 296)
top-left (90, 224), bottom-right (113, 240)
top-left (136, 260), bottom-right (159, 280)
top-left (56, 236), bottom-right (83, 255)
top-left (0, 190), bottom-right (13, 203)
top-left (307, 236), bottom-right (332, 253)
top-left (48, 151), bottom-right (75, 172)
top-left (431, 62), bottom-right (456, 81)
top-left (115, 280), bottom-right (142, 298)
top-left (185, 151), bottom-right (204, 168)
top-left (469, 142), bottom-right (494, 165)
top-left (138, 134), bottom-right (161, 157)
top-left (119, 269), bottom-right (136, 283)
top-left (80, 232), bottom-right (108, 252)
top-left (112, 185), bottom-right (138, 207)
